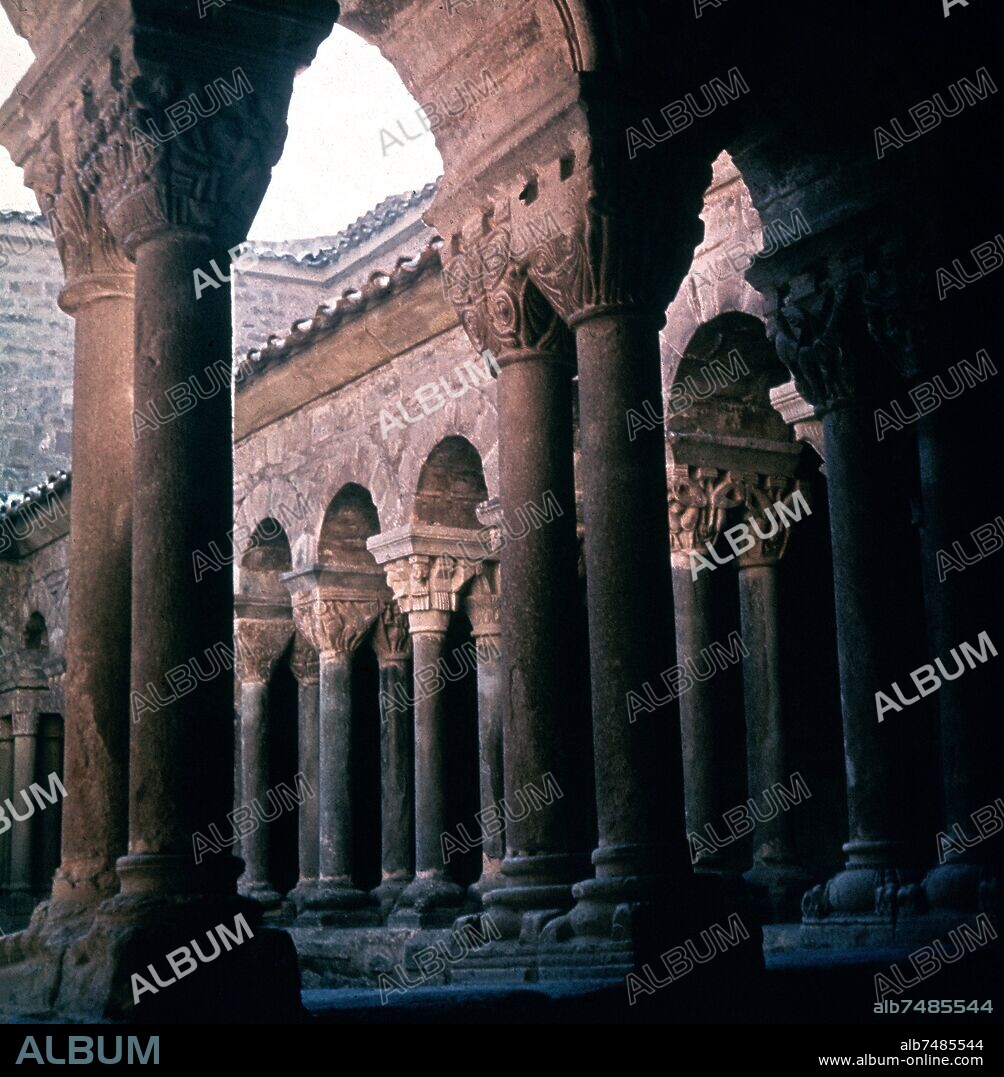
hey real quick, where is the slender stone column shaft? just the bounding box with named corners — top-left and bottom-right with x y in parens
top-left (9, 715), bottom-right (40, 894)
top-left (738, 559), bottom-right (811, 918)
top-left (739, 563), bottom-right (795, 866)
top-left (474, 629), bottom-right (504, 871)
top-left (377, 656), bottom-right (414, 886)
top-left (824, 406), bottom-right (903, 866)
top-left (239, 680), bottom-right (279, 904)
top-left (914, 394), bottom-right (1002, 909)
top-left (573, 312), bottom-right (680, 882)
top-left (411, 617), bottom-right (451, 876)
top-left (55, 273), bottom-right (134, 905)
top-left (672, 558), bottom-right (730, 873)
top-left (394, 610), bottom-right (466, 919)
top-left (295, 671), bottom-right (321, 893)
top-left (318, 649), bottom-right (354, 885)
top-left (121, 232), bottom-right (237, 897)
top-left (0, 722), bottom-right (12, 889)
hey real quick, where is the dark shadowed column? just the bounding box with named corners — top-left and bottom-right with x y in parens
top-left (562, 310), bottom-right (683, 935)
top-left (671, 553), bottom-right (731, 874)
top-left (117, 230), bottom-right (238, 899)
top-left (774, 289), bottom-right (920, 921)
top-left (290, 641), bottom-right (320, 913)
top-left (736, 478), bottom-right (813, 919)
top-left (7, 712), bottom-right (40, 899)
top-left (237, 679), bottom-right (278, 906)
top-left (465, 583), bottom-right (505, 901)
top-left (370, 603), bottom-right (414, 915)
top-left (233, 614), bottom-right (292, 909)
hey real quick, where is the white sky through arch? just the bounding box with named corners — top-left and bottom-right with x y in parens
top-left (0, 16), bottom-right (442, 243)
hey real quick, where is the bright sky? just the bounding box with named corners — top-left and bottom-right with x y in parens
top-left (0, 14), bottom-right (442, 241)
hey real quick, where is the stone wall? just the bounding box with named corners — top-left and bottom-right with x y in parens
top-left (0, 512), bottom-right (68, 707)
top-left (0, 213), bottom-right (74, 493)
top-left (234, 321), bottom-right (498, 567)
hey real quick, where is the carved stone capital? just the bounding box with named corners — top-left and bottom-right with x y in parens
top-left (668, 467), bottom-right (744, 557)
top-left (734, 475), bottom-right (807, 568)
top-left (384, 552), bottom-right (477, 615)
top-left (282, 566), bottom-right (387, 657)
top-left (289, 634), bottom-right (319, 686)
top-left (526, 200), bottom-right (690, 329)
top-left (22, 121), bottom-right (131, 290)
top-left (73, 44), bottom-right (299, 255)
top-left (774, 279), bottom-right (906, 415)
top-left (464, 566), bottom-right (501, 638)
top-left (371, 601), bottom-right (412, 665)
top-left (290, 596), bottom-right (382, 658)
top-left (234, 617), bottom-right (294, 684)
top-left (443, 229), bottom-right (570, 360)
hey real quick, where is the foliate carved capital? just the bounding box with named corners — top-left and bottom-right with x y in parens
top-left (383, 553), bottom-right (478, 616)
top-left (526, 205), bottom-right (673, 328)
top-left (23, 122), bottom-right (131, 287)
top-left (734, 476), bottom-right (807, 568)
top-left (443, 231), bottom-right (569, 360)
top-left (371, 602), bottom-right (412, 664)
top-left (291, 596), bottom-right (381, 657)
top-left (234, 617), bottom-right (293, 684)
top-left (668, 468), bottom-right (744, 556)
top-left (464, 565), bottom-right (502, 637)
top-left (289, 634), bottom-right (319, 686)
top-left (774, 281), bottom-right (902, 415)
top-left (861, 264), bottom-right (930, 383)
top-left (74, 47), bottom-right (291, 254)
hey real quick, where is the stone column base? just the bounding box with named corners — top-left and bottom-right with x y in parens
top-left (744, 862), bottom-right (815, 922)
top-left (922, 861), bottom-right (1000, 918)
top-left (294, 881), bottom-right (380, 927)
top-left (371, 876), bottom-right (412, 918)
top-left (801, 861), bottom-right (926, 922)
top-left (389, 875), bottom-right (469, 928)
top-left (0, 894), bottom-right (304, 1022)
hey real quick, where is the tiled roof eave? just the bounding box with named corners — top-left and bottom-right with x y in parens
top-left (234, 240), bottom-right (444, 391)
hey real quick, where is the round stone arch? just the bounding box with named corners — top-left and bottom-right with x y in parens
top-left (235, 478), bottom-right (315, 574)
top-left (403, 435), bottom-right (491, 530)
top-left (398, 429), bottom-right (497, 528)
top-left (662, 150), bottom-right (768, 372)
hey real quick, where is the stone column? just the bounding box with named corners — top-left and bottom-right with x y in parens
top-left (234, 616), bottom-right (292, 909)
top-left (443, 255), bottom-right (585, 936)
top-left (285, 575), bottom-right (382, 923)
top-left (394, 610), bottom-right (467, 922)
top-left (774, 287), bottom-right (920, 921)
top-left (2, 4), bottom-right (337, 1020)
top-left (238, 680), bottom-right (272, 902)
top-left (0, 719), bottom-right (12, 891)
top-left (367, 538), bottom-right (482, 925)
top-left (527, 215), bottom-right (696, 939)
top-left (289, 639), bottom-right (321, 912)
top-left (865, 283), bottom-right (1003, 916)
top-left (465, 580), bottom-right (505, 900)
top-left (736, 477), bottom-right (813, 919)
top-left (668, 469), bottom-right (743, 876)
top-left (8, 711), bottom-right (41, 897)
top-left (370, 603), bottom-right (414, 914)
top-left (18, 123), bottom-right (135, 912)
